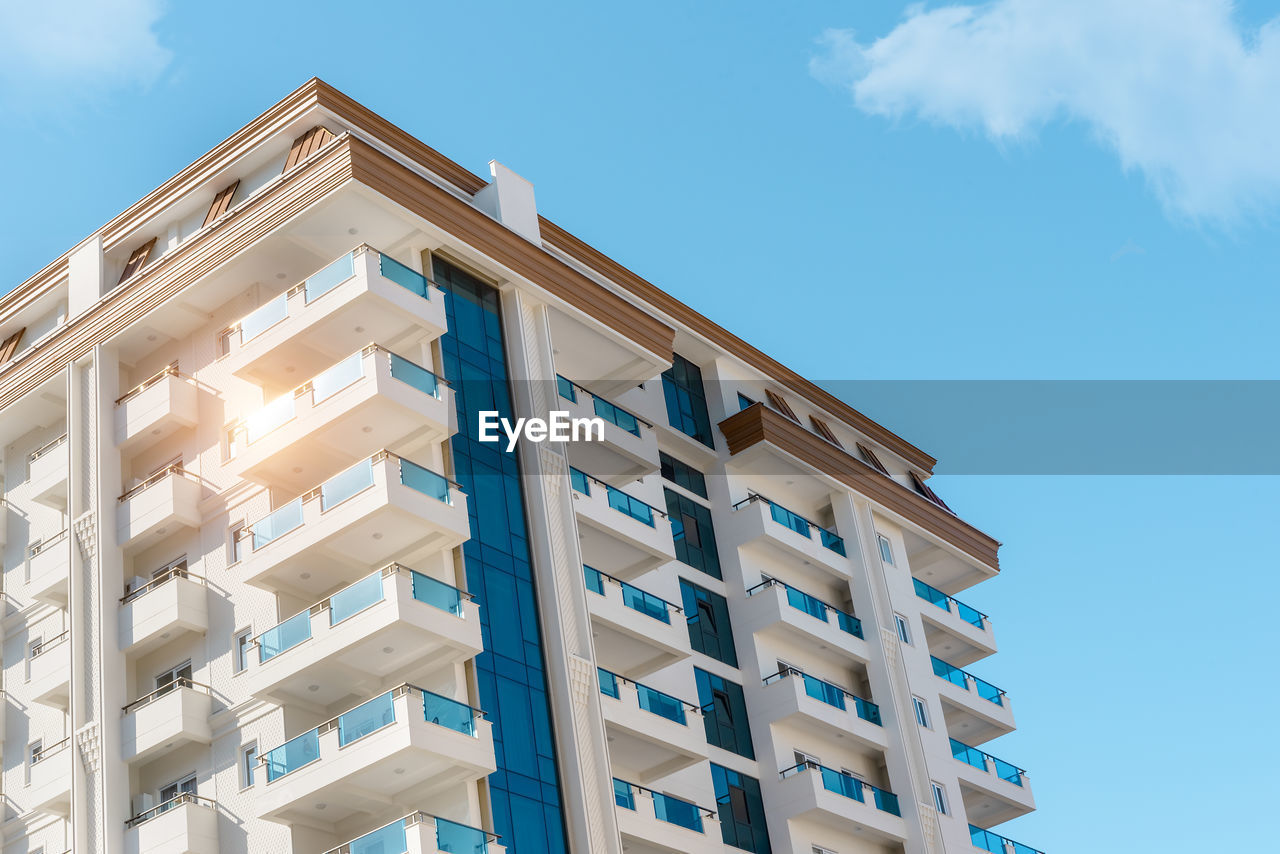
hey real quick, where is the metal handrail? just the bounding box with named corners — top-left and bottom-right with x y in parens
top-left (597, 667), bottom-right (703, 715)
top-left (118, 463), bottom-right (189, 503)
top-left (779, 760), bottom-right (897, 801)
top-left (762, 666), bottom-right (871, 705)
top-left (745, 577), bottom-right (856, 621)
top-left (31, 736), bottom-right (70, 764)
top-left (569, 466), bottom-right (668, 518)
top-left (731, 492), bottom-right (840, 540)
top-left (28, 528), bottom-right (68, 557)
top-left (29, 433), bottom-right (68, 462)
top-left (614, 777), bottom-right (718, 820)
top-left (950, 737), bottom-right (1028, 779)
top-left (125, 793), bottom-right (217, 828)
top-left (932, 655), bottom-right (1007, 697)
top-left (584, 564), bottom-right (682, 613)
top-left (320, 811), bottom-right (500, 854)
top-left (122, 677), bottom-right (212, 714)
top-left (116, 362), bottom-right (190, 405)
top-left (120, 557), bottom-right (200, 603)
top-left (31, 630), bottom-right (69, 658)
top-left (914, 577), bottom-right (989, 621)
top-left (555, 374), bottom-right (654, 428)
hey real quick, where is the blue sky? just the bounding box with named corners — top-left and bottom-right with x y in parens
top-left (3, 2), bottom-right (1276, 851)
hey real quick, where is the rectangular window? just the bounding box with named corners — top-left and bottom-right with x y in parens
top-left (680, 579), bottom-right (737, 666)
top-left (694, 668), bottom-right (754, 758)
top-left (659, 451), bottom-right (708, 498)
top-left (932, 782), bottom-right (949, 815)
top-left (241, 743), bottom-right (258, 788)
top-left (662, 353), bottom-right (714, 447)
top-left (228, 522), bottom-right (244, 565)
top-left (912, 696), bottom-right (930, 728)
top-left (877, 534), bottom-right (894, 564)
top-left (794, 749), bottom-right (821, 767)
top-left (28, 740), bottom-right (42, 765)
top-left (710, 763), bottom-right (772, 854)
top-left (160, 773), bottom-right (197, 803)
top-left (155, 660), bottom-right (193, 695)
top-left (234, 628), bottom-right (252, 674)
top-left (894, 614), bottom-right (911, 644)
top-left (666, 489), bottom-right (721, 578)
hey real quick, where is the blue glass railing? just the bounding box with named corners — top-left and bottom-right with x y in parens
top-left (734, 494), bottom-right (845, 556)
top-left (746, 578), bottom-right (863, 639)
top-left (321, 458), bottom-right (375, 510)
top-left (329, 569), bottom-right (384, 624)
top-left (781, 763), bottom-right (900, 816)
top-left (250, 497), bottom-right (303, 549)
top-left (399, 456), bottom-right (454, 503)
top-left (263, 728), bottom-right (320, 781)
top-left (338, 691), bottom-right (396, 745)
top-left (240, 293), bottom-right (288, 343)
top-left (312, 350), bottom-right (364, 402)
top-left (763, 668), bottom-right (881, 725)
top-left (970, 824), bottom-right (1044, 854)
top-left (256, 610), bottom-right (312, 662)
top-left (410, 568), bottom-right (466, 615)
top-left (950, 738), bottom-right (1025, 786)
top-left (556, 375), bottom-right (647, 436)
top-left (583, 565), bottom-right (676, 624)
top-left (596, 668), bottom-right (692, 725)
top-left (568, 467), bottom-right (662, 527)
top-left (304, 252), bottom-right (356, 302)
top-left (613, 778), bottom-right (635, 810)
top-left (932, 656), bottom-right (1006, 706)
top-left (342, 818), bottom-right (407, 854)
top-left (378, 253), bottom-right (433, 299)
top-left (421, 688), bottom-right (480, 737)
top-left (329, 813), bottom-right (497, 854)
top-left (612, 778), bottom-right (709, 832)
top-left (435, 816), bottom-right (495, 854)
top-left (913, 578), bottom-right (987, 629)
top-left (388, 351), bottom-right (444, 399)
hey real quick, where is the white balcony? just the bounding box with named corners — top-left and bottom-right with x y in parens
top-left (119, 564), bottom-right (209, 654)
top-left (254, 685), bottom-right (496, 826)
top-left (915, 580), bottom-right (998, 667)
top-left (26, 530), bottom-right (70, 606)
top-left (753, 670), bottom-right (888, 753)
top-left (115, 368), bottom-right (199, 452)
top-left (934, 660), bottom-right (1017, 744)
top-left (555, 377), bottom-right (659, 486)
top-left (584, 567), bottom-right (687, 678)
top-left (724, 495), bottom-right (850, 580)
top-left (951, 742), bottom-right (1037, 826)
top-left (769, 763), bottom-right (906, 845)
top-left (124, 796), bottom-right (220, 854)
top-left (230, 345), bottom-right (454, 494)
top-left (237, 453), bottom-right (469, 598)
top-left (121, 681), bottom-right (214, 763)
top-left (222, 246), bottom-right (448, 389)
top-left (28, 739), bottom-right (73, 815)
top-left (117, 466), bottom-right (202, 554)
top-left (613, 782), bottom-right (720, 854)
top-left (28, 434), bottom-right (69, 509)
top-left (570, 471), bottom-right (674, 581)
top-left (740, 579), bottom-right (870, 669)
top-left (28, 632), bottom-right (71, 708)
top-left (598, 672), bottom-right (705, 783)
top-left (244, 565), bottom-right (482, 708)
top-left (325, 812), bottom-right (505, 854)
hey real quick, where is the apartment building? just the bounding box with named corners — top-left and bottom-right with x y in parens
top-left (0, 79), bottom-right (1040, 854)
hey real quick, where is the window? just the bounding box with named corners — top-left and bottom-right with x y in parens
top-left (764, 389), bottom-right (799, 422)
top-left (666, 489), bottom-right (721, 578)
top-left (737, 392), bottom-right (757, 411)
top-left (234, 628), bottom-right (252, 674)
top-left (912, 696), bottom-right (930, 728)
top-left (813, 847), bottom-right (838, 854)
top-left (710, 764), bottom-right (772, 854)
top-left (155, 660), bottom-right (193, 696)
top-left (680, 579), bottom-right (737, 666)
top-left (894, 614), bottom-right (911, 644)
top-left (28, 740), bottom-right (43, 765)
top-left (931, 781), bottom-right (949, 815)
top-left (694, 668), bottom-right (754, 758)
top-left (160, 773), bottom-right (197, 804)
top-left (808, 416), bottom-right (843, 448)
top-left (662, 353), bottom-right (714, 447)
top-left (225, 427), bottom-right (240, 461)
top-left (856, 442), bottom-right (890, 475)
top-left (793, 749), bottom-right (821, 767)
top-left (659, 452), bottom-right (708, 498)
top-left (227, 522), bottom-right (244, 565)
top-left (877, 534), bottom-right (894, 564)
top-left (241, 743), bottom-right (258, 789)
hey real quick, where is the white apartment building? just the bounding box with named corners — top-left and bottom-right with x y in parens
top-left (0, 79), bottom-right (1040, 854)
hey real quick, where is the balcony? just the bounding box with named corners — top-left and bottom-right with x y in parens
top-left (28, 630), bottom-right (71, 708)
top-left (970, 824), bottom-right (1045, 854)
top-left (613, 778), bottom-right (719, 854)
top-left (951, 739), bottom-right (1036, 825)
top-left (914, 577), bottom-right (997, 665)
top-left (555, 376), bottom-right (658, 485)
top-left (28, 737), bottom-right (73, 814)
top-left (569, 468), bottom-right (674, 580)
top-left (238, 452), bottom-right (469, 598)
top-left (254, 684), bottom-right (495, 825)
top-left (773, 762), bottom-right (905, 844)
top-left (584, 566), bottom-right (688, 677)
top-left (120, 679), bottom-right (213, 763)
top-left (244, 564), bottom-right (482, 708)
top-left (324, 812), bottom-right (505, 854)
top-left (26, 529), bottom-right (70, 606)
top-left (932, 656), bottom-right (1016, 742)
top-left (726, 494), bottom-right (849, 579)
top-left (124, 794), bottom-right (219, 854)
top-left (221, 247), bottom-right (447, 388)
top-left (742, 578), bottom-right (868, 667)
top-left (117, 464), bottom-right (202, 554)
top-left (597, 668), bottom-right (705, 781)
top-left (229, 345), bottom-right (453, 493)
top-left (115, 365), bottom-right (198, 451)
top-left (119, 559), bottom-right (209, 654)
top-left (756, 668), bottom-right (887, 751)
top-left (28, 434), bottom-right (69, 509)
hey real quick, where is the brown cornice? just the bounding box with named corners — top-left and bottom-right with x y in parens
top-left (539, 219), bottom-right (937, 475)
top-left (720, 403), bottom-right (998, 570)
top-left (345, 137), bottom-right (675, 361)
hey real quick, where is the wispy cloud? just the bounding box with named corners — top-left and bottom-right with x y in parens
top-left (811, 1), bottom-right (1280, 223)
top-left (0, 0), bottom-right (171, 97)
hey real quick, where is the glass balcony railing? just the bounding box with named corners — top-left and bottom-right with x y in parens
top-left (913, 578), bottom-right (987, 629)
top-left (746, 578), bottom-right (863, 639)
top-left (556, 375), bottom-right (649, 437)
top-left (970, 824), bottom-right (1045, 854)
top-left (931, 656), bottom-right (1006, 706)
top-left (569, 467), bottom-right (664, 528)
top-left (950, 738), bottom-right (1025, 786)
top-left (597, 668), bottom-right (696, 725)
top-left (780, 762), bottom-right (901, 816)
top-left (612, 778), bottom-right (709, 833)
top-left (732, 494), bottom-right (845, 556)
top-left (262, 685), bottom-right (482, 782)
top-left (378, 254), bottom-right (433, 299)
top-left (322, 810), bottom-right (498, 854)
top-left (583, 565), bottom-right (677, 624)
top-left (257, 610), bottom-right (312, 662)
top-left (762, 668), bottom-right (881, 725)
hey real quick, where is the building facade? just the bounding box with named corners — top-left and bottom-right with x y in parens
top-left (0, 80), bottom-right (1040, 854)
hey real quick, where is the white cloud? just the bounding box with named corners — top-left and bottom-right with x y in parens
top-left (811, 1), bottom-right (1280, 222)
top-left (0, 0), bottom-right (171, 92)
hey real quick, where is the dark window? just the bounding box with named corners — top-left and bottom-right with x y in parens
top-left (694, 668), bottom-right (754, 758)
top-left (662, 354), bottom-right (714, 446)
top-left (659, 452), bottom-right (707, 498)
top-left (680, 579), bottom-right (737, 666)
top-left (666, 489), bottom-right (721, 578)
top-left (710, 764), bottom-right (771, 854)
top-left (737, 393), bottom-right (757, 411)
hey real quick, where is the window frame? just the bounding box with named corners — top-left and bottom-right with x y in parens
top-left (912, 695), bottom-right (930, 728)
